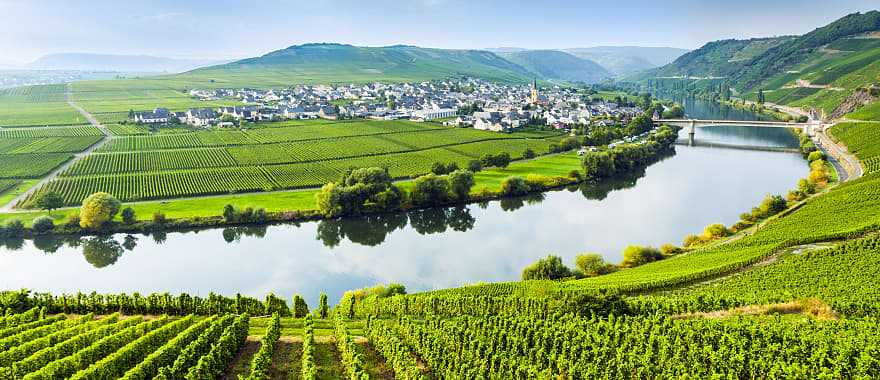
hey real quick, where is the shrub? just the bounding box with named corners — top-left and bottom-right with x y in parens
top-left (152, 211), bottom-right (167, 224)
top-left (807, 151), bottom-right (825, 162)
top-left (522, 255), bottom-right (572, 280)
top-left (683, 234), bottom-right (702, 248)
top-left (620, 245), bottom-right (663, 268)
top-left (575, 253), bottom-right (615, 277)
top-left (702, 223), bottom-right (730, 240)
top-left (79, 192), bottom-right (121, 230)
top-left (121, 207), bottom-right (136, 225)
top-left (660, 243), bottom-right (683, 256)
top-left (65, 212), bottom-right (81, 228)
top-left (501, 176), bottom-right (530, 196)
top-left (4, 219), bottom-right (25, 238)
top-left (523, 148), bottom-right (536, 159)
top-left (32, 216), bottom-right (55, 234)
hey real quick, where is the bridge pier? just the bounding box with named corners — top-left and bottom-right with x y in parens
top-left (688, 120), bottom-right (696, 146)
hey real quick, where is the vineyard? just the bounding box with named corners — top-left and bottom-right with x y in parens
top-left (20, 120), bottom-right (562, 206)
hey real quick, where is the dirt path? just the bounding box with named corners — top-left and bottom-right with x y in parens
top-left (0, 85), bottom-right (112, 211)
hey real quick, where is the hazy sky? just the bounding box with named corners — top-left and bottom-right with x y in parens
top-left (0, 0), bottom-right (877, 63)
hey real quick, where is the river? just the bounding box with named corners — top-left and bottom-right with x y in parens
top-left (0, 98), bottom-right (805, 306)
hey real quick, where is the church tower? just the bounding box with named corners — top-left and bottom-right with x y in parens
top-left (530, 78), bottom-right (539, 104)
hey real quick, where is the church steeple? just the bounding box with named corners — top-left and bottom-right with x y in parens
top-left (530, 78), bottom-right (539, 104)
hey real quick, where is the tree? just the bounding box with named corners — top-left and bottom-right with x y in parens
top-left (523, 148), bottom-right (536, 159)
top-left (575, 253), bottom-right (615, 277)
top-left (223, 204), bottom-right (237, 222)
top-left (501, 176), bottom-right (530, 196)
top-left (582, 151), bottom-right (615, 178)
top-left (448, 170), bottom-right (475, 200)
top-left (410, 174), bottom-right (451, 206)
top-left (315, 183), bottom-right (343, 217)
top-left (757, 194), bottom-right (788, 217)
top-left (521, 255), bottom-right (572, 280)
top-left (33, 191), bottom-right (64, 214)
top-left (121, 207), bottom-right (136, 225)
top-left (79, 192), bottom-right (121, 230)
top-left (318, 292), bottom-right (329, 318)
top-left (467, 160), bottom-right (482, 172)
top-left (495, 152), bottom-right (511, 168)
top-left (292, 294), bottom-right (309, 318)
top-left (620, 245), bottom-right (663, 268)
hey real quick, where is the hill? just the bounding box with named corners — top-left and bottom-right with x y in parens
top-left (497, 50), bottom-right (611, 83)
top-left (628, 11), bottom-right (880, 116)
top-left (30, 53), bottom-right (227, 73)
top-left (565, 46), bottom-right (689, 75)
top-left (177, 43), bottom-right (535, 86)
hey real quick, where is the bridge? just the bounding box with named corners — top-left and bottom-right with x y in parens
top-left (653, 118), bottom-right (831, 145)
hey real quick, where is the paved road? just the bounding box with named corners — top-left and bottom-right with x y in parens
top-left (0, 85), bottom-right (112, 211)
top-left (815, 128), bottom-right (863, 182)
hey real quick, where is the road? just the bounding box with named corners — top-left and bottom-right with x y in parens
top-left (0, 85), bottom-right (112, 211)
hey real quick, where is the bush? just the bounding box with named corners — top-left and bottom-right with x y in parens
top-left (501, 176), bottom-right (530, 196)
top-left (620, 245), bottom-right (663, 268)
top-left (683, 234), bottom-right (701, 248)
top-left (574, 253), bottom-right (615, 277)
top-left (65, 212), bottom-right (81, 228)
top-left (152, 211), bottom-right (167, 224)
top-left (807, 151), bottom-right (825, 162)
top-left (3, 219), bottom-right (25, 238)
top-left (523, 148), bottom-right (536, 159)
top-left (32, 216), bottom-right (55, 234)
top-left (522, 255), bottom-right (572, 280)
top-left (79, 192), bottom-right (121, 230)
top-left (702, 223), bottom-right (730, 240)
top-left (431, 162), bottom-right (459, 175)
top-left (660, 243), bottom-right (683, 256)
top-left (121, 207), bottom-right (136, 225)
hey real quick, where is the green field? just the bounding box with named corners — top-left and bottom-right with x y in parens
top-left (0, 85), bottom-right (87, 127)
top-left (19, 120), bottom-right (562, 207)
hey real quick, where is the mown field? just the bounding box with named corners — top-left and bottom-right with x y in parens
top-left (21, 120), bottom-right (563, 207)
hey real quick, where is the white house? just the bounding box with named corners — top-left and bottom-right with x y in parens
top-left (132, 108), bottom-right (171, 124)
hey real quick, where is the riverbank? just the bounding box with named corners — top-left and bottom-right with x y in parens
top-left (0, 127), bottom-right (680, 239)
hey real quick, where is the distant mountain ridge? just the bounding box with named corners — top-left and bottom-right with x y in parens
top-left (496, 50), bottom-right (611, 83)
top-left (30, 53), bottom-right (229, 73)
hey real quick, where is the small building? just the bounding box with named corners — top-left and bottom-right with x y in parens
top-left (132, 108), bottom-right (171, 124)
top-left (411, 108), bottom-right (456, 121)
top-left (318, 106), bottom-right (338, 120)
top-left (186, 108), bottom-right (218, 126)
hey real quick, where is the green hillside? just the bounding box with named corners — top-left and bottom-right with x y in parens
top-left (629, 11), bottom-right (880, 116)
top-left (174, 43), bottom-right (534, 86)
top-left (498, 50), bottom-right (611, 83)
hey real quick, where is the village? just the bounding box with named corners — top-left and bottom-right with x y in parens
top-left (131, 78), bottom-right (645, 132)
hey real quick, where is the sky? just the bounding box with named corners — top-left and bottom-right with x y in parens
top-left (0, 0), bottom-right (877, 63)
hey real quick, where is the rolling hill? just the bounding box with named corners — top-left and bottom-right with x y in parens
top-left (174, 43), bottom-right (536, 86)
top-left (496, 50), bottom-right (611, 83)
top-left (628, 10), bottom-right (880, 116)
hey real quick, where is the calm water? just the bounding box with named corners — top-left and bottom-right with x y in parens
top-left (0, 99), bottom-right (804, 306)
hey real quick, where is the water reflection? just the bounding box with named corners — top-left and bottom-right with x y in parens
top-left (0, 98), bottom-right (811, 305)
